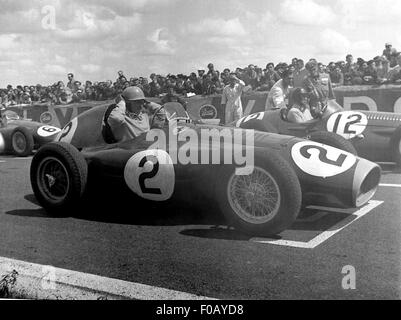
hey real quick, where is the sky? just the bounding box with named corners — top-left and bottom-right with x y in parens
top-left (0, 0), bottom-right (400, 87)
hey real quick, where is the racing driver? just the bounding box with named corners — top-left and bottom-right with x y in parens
top-left (103, 86), bottom-right (167, 143)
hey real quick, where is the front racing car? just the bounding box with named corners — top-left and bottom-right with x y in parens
top-left (29, 102), bottom-right (381, 236)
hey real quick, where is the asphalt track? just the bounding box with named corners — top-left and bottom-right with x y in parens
top-left (0, 155), bottom-right (400, 300)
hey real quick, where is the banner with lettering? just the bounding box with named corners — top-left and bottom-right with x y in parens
top-left (5, 84), bottom-right (401, 128)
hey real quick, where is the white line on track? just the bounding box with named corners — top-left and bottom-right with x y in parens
top-left (379, 183), bottom-right (401, 188)
top-left (0, 257), bottom-right (217, 300)
top-left (251, 200), bottom-right (383, 249)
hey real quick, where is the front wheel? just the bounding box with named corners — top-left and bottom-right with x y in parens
top-left (11, 127), bottom-right (34, 157)
top-left (308, 131), bottom-right (357, 155)
top-left (215, 152), bottom-right (302, 236)
top-left (30, 142), bottom-right (88, 215)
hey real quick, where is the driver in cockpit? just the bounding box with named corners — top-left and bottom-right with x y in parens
top-left (287, 88), bottom-right (313, 123)
top-left (103, 86), bottom-right (167, 143)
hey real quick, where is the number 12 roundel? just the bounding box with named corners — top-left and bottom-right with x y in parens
top-left (124, 150), bottom-right (175, 201)
top-left (326, 111), bottom-right (368, 140)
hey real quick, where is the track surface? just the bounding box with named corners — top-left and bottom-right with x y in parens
top-left (0, 156), bottom-right (400, 300)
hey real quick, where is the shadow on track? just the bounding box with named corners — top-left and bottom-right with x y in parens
top-left (6, 192), bottom-right (226, 228)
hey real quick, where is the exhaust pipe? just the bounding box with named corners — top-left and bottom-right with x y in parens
top-left (352, 158), bottom-right (381, 207)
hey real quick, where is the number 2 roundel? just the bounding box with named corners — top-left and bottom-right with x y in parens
top-left (326, 111), bottom-right (368, 139)
top-left (291, 141), bottom-right (357, 178)
top-left (124, 150), bottom-right (175, 201)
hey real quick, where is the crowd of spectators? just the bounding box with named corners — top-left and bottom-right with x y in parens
top-left (2, 43), bottom-right (401, 107)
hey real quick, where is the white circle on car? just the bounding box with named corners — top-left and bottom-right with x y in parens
top-left (124, 149), bottom-right (175, 201)
top-left (37, 126), bottom-right (61, 137)
top-left (327, 111), bottom-right (368, 140)
top-left (58, 117), bottom-right (78, 143)
top-left (291, 141), bottom-right (357, 178)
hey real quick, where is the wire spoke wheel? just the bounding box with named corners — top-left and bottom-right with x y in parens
top-left (12, 132), bottom-right (27, 154)
top-left (227, 167), bottom-right (281, 224)
top-left (37, 157), bottom-right (70, 204)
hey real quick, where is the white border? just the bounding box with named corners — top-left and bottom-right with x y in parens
top-left (251, 200), bottom-right (383, 249)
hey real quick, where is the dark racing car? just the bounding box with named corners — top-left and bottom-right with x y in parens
top-left (234, 99), bottom-right (401, 166)
top-left (0, 110), bottom-right (61, 157)
top-left (29, 102), bottom-right (381, 236)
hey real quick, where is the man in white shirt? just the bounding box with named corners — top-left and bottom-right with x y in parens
top-left (221, 74), bottom-right (245, 124)
top-left (265, 69), bottom-right (294, 110)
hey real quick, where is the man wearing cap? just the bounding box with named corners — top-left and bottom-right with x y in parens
top-left (383, 43), bottom-right (397, 66)
top-left (221, 74), bottom-right (245, 124)
top-left (104, 86), bottom-right (166, 143)
top-left (388, 52), bottom-right (401, 83)
top-left (303, 61), bottom-right (333, 118)
top-left (265, 69), bottom-right (294, 110)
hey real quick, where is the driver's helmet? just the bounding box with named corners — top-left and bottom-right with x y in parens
top-left (122, 86), bottom-right (145, 101)
top-left (292, 88), bottom-right (309, 106)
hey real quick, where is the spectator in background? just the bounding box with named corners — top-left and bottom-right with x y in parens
top-left (383, 43), bottom-right (398, 67)
top-left (261, 63), bottom-right (281, 91)
top-left (375, 56), bottom-right (390, 84)
top-left (265, 69), bottom-right (293, 110)
top-left (221, 68), bottom-right (231, 85)
top-left (161, 85), bottom-right (188, 110)
top-left (275, 63), bottom-right (288, 78)
top-left (361, 61), bottom-right (377, 84)
top-left (221, 74), bottom-right (245, 124)
top-left (207, 63), bottom-right (216, 76)
top-left (292, 58), bottom-right (298, 68)
top-left (293, 59), bottom-right (308, 88)
top-left (117, 71), bottom-right (127, 84)
top-left (318, 63), bottom-right (331, 86)
top-left (330, 65), bottom-right (344, 87)
top-left (303, 61), bottom-right (332, 118)
top-left (67, 73), bottom-right (77, 92)
top-left (242, 64), bottom-right (258, 89)
top-left (149, 74), bottom-right (161, 97)
top-left (388, 52), bottom-right (401, 83)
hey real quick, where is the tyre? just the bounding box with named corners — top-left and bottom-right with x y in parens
top-left (308, 131), bottom-right (357, 155)
top-left (30, 142), bottom-right (88, 214)
top-left (11, 127), bottom-right (34, 157)
top-left (390, 126), bottom-right (401, 166)
top-left (215, 152), bottom-right (302, 236)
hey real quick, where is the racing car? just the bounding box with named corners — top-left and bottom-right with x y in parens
top-left (29, 102), bottom-right (381, 236)
top-left (0, 110), bottom-right (61, 157)
top-left (234, 99), bottom-right (401, 166)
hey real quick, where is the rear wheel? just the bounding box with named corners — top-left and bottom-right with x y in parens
top-left (11, 127), bottom-right (34, 157)
top-left (216, 152), bottom-right (302, 236)
top-left (308, 131), bottom-right (357, 155)
top-left (30, 142), bottom-right (87, 214)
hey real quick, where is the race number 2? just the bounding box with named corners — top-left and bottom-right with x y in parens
top-left (291, 141), bottom-right (357, 178)
top-left (124, 150), bottom-right (175, 201)
top-left (327, 111), bottom-right (367, 139)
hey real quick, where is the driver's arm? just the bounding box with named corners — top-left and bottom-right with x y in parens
top-left (271, 87), bottom-right (287, 109)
